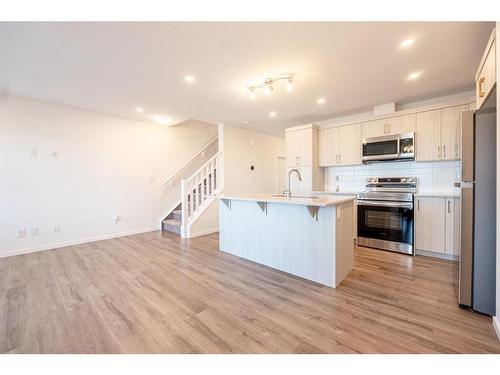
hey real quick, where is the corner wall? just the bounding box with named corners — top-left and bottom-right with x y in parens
top-left (0, 95), bottom-right (217, 257)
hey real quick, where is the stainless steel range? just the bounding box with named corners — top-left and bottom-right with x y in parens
top-left (357, 177), bottom-right (416, 255)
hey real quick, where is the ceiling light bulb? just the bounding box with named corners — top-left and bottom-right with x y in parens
top-left (317, 98), bottom-right (325, 105)
top-left (286, 79), bottom-right (294, 91)
top-left (264, 85), bottom-right (273, 96)
top-left (400, 38), bottom-right (415, 48)
top-left (269, 111), bottom-right (277, 118)
top-left (407, 71), bottom-right (422, 81)
top-left (248, 88), bottom-right (256, 100)
top-left (184, 75), bottom-right (195, 83)
top-left (135, 107), bottom-right (144, 113)
top-left (151, 115), bottom-right (173, 126)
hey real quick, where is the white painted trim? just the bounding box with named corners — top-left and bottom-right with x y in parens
top-left (493, 316), bottom-right (500, 342)
top-left (476, 27), bottom-right (496, 80)
top-left (189, 228), bottom-right (219, 238)
top-left (0, 226), bottom-right (159, 259)
top-left (160, 135), bottom-right (218, 187)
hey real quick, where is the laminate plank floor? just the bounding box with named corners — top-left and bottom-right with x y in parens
top-left (1, 231), bottom-right (499, 353)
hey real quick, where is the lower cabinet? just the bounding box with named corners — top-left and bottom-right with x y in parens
top-left (415, 196), bottom-right (460, 259)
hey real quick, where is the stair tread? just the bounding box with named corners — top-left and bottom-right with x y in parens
top-left (163, 218), bottom-right (181, 226)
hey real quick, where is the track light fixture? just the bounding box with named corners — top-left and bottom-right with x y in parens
top-left (247, 73), bottom-right (295, 99)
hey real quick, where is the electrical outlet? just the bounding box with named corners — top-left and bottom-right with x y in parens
top-left (52, 150), bottom-right (59, 159)
top-left (31, 227), bottom-right (39, 236)
top-left (17, 229), bottom-right (26, 238)
top-left (53, 224), bottom-right (61, 233)
top-left (29, 148), bottom-right (38, 158)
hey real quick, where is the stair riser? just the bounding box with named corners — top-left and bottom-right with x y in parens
top-left (162, 223), bottom-right (181, 235)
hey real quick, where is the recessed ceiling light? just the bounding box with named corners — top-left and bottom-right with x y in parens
top-left (151, 115), bottom-right (174, 126)
top-left (243, 120), bottom-right (249, 125)
top-left (269, 111), bottom-right (277, 118)
top-left (135, 106), bottom-right (144, 113)
top-left (400, 38), bottom-right (415, 48)
top-left (184, 75), bottom-right (195, 83)
top-left (317, 98), bottom-right (325, 105)
top-left (407, 71), bottom-right (422, 81)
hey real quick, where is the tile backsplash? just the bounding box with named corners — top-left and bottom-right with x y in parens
top-left (323, 160), bottom-right (461, 194)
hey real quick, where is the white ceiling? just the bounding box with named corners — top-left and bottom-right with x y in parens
top-left (0, 22), bottom-right (494, 136)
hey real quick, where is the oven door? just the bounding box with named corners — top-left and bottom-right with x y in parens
top-left (357, 200), bottom-right (414, 255)
top-left (362, 136), bottom-right (400, 162)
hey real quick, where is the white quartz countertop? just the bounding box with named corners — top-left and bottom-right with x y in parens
top-left (219, 193), bottom-right (355, 207)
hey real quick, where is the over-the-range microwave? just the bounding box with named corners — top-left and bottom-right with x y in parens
top-left (361, 132), bottom-right (415, 163)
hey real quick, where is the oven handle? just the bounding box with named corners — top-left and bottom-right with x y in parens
top-left (357, 200), bottom-right (413, 209)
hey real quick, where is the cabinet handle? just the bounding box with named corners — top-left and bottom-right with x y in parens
top-left (443, 145), bottom-right (446, 158)
top-left (479, 77), bottom-right (486, 98)
top-left (447, 200), bottom-right (451, 214)
top-left (437, 145), bottom-right (441, 158)
top-left (387, 123), bottom-right (390, 134)
top-left (339, 154), bottom-right (342, 164)
top-left (417, 200), bottom-right (420, 211)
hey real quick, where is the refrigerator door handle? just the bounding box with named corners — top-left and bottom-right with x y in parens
top-left (455, 181), bottom-right (476, 188)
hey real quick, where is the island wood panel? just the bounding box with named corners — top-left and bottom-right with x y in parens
top-left (335, 202), bottom-right (354, 285)
top-left (219, 199), bottom-right (349, 287)
top-left (1, 231), bottom-right (500, 353)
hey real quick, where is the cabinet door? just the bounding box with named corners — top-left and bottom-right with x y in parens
top-left (298, 128), bottom-right (313, 167)
top-left (441, 105), bottom-right (467, 160)
top-left (415, 197), bottom-right (446, 254)
top-left (476, 40), bottom-right (496, 110)
top-left (415, 110), bottom-right (442, 161)
top-left (386, 114), bottom-right (415, 135)
top-left (362, 119), bottom-right (386, 138)
top-left (319, 127), bottom-right (339, 166)
top-left (338, 123), bottom-right (361, 165)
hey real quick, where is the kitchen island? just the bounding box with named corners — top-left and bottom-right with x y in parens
top-left (219, 193), bottom-right (355, 288)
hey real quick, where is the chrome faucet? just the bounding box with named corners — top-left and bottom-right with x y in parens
top-left (283, 168), bottom-right (302, 198)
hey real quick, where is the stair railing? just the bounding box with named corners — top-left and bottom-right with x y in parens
top-left (180, 151), bottom-right (220, 237)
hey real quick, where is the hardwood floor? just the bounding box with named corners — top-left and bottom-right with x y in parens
top-left (1, 231), bottom-right (499, 353)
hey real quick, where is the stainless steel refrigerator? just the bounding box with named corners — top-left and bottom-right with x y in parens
top-left (456, 89), bottom-right (496, 316)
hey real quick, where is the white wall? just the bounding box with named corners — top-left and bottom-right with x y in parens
top-left (324, 160), bottom-right (461, 194)
top-left (220, 124), bottom-right (286, 194)
top-left (0, 95), bottom-right (217, 257)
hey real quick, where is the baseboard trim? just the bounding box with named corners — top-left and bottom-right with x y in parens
top-left (493, 316), bottom-right (500, 342)
top-left (0, 226), bottom-right (160, 259)
top-left (415, 249), bottom-right (458, 262)
top-left (189, 228), bottom-right (219, 238)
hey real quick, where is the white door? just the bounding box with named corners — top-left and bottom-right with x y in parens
top-left (415, 197), bottom-right (446, 254)
top-left (415, 110), bottom-right (442, 161)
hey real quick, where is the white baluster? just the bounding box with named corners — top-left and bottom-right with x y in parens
top-left (189, 178), bottom-right (194, 218)
top-left (181, 179), bottom-right (188, 236)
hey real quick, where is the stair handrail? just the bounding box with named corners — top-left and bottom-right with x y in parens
top-left (161, 135), bottom-right (218, 187)
top-left (180, 151), bottom-right (220, 237)
top-left (183, 151), bottom-right (220, 187)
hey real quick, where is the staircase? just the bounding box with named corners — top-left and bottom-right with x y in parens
top-left (162, 151), bottom-right (221, 238)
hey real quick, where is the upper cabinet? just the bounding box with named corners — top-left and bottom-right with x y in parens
top-left (416, 105), bottom-right (467, 162)
top-left (286, 125), bottom-right (314, 167)
top-left (476, 29), bottom-right (496, 110)
top-left (319, 123), bottom-right (361, 167)
top-left (361, 114), bottom-right (415, 138)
